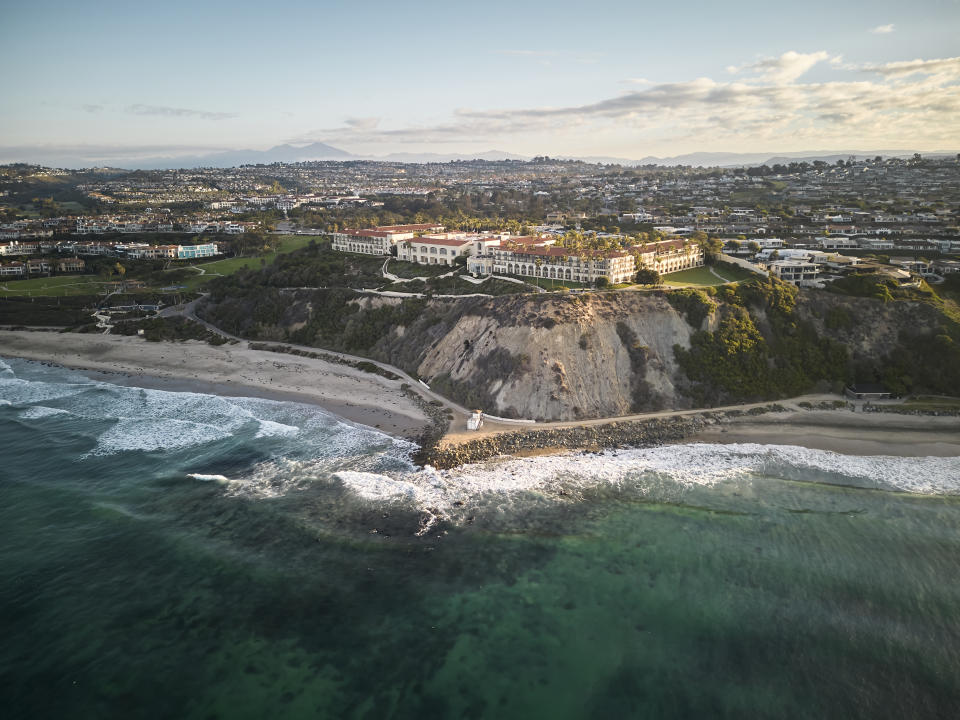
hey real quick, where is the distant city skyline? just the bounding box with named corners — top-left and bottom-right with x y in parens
top-left (2, 0), bottom-right (959, 165)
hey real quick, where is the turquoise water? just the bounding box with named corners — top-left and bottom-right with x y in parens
top-left (2, 356), bottom-right (960, 719)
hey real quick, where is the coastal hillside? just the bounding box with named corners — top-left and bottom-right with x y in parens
top-left (199, 289), bottom-right (696, 420)
top-left (199, 273), bottom-right (960, 421)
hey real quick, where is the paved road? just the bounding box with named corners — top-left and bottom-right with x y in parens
top-left (444, 393), bottom-right (849, 443)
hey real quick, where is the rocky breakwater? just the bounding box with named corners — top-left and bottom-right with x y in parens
top-left (418, 414), bottom-right (719, 469)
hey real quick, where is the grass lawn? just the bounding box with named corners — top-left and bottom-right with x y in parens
top-left (0, 274), bottom-right (107, 297)
top-left (662, 265), bottom-right (756, 287)
top-left (172, 234), bottom-right (321, 290)
top-left (273, 234), bottom-right (318, 253)
top-left (507, 275), bottom-right (589, 290)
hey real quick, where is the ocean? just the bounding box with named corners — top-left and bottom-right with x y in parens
top-left (2, 355), bottom-right (959, 719)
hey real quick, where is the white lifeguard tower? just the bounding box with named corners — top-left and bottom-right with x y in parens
top-left (467, 410), bottom-right (484, 431)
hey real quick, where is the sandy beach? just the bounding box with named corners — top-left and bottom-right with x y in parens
top-left (0, 330), bottom-right (429, 438)
top-left (435, 401), bottom-right (960, 464)
top-left (687, 409), bottom-right (960, 457)
top-left (4, 330), bottom-right (958, 459)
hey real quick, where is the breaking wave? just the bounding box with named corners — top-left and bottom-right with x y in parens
top-left (4, 356), bottom-right (958, 532)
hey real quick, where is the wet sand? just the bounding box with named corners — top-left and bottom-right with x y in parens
top-left (1, 330), bottom-right (429, 438)
top-left (688, 410), bottom-right (960, 457)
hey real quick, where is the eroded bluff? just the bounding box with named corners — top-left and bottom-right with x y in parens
top-left (201, 289), bottom-right (697, 421)
top-left (348, 292), bottom-right (696, 421)
top-left (412, 293), bottom-right (694, 420)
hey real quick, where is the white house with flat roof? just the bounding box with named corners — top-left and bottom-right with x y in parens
top-left (177, 243), bottom-right (219, 260)
top-left (769, 259), bottom-right (820, 285)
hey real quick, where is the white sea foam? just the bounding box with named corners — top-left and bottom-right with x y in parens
top-left (0, 377), bottom-right (91, 405)
top-left (730, 442), bottom-right (960, 494)
top-left (323, 443), bottom-right (960, 519)
top-left (18, 405), bottom-right (71, 419)
top-left (254, 419), bottom-right (300, 439)
top-left (188, 473), bottom-right (229, 483)
top-left (73, 387), bottom-right (312, 456)
top-left (90, 417), bottom-right (235, 456)
top-left (334, 471), bottom-right (419, 501)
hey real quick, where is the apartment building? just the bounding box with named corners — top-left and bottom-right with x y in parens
top-left (331, 223), bottom-right (445, 256)
top-left (470, 241), bottom-right (636, 284)
top-left (636, 239), bottom-right (705, 275)
top-left (177, 243), bottom-right (219, 260)
top-left (397, 235), bottom-right (474, 265)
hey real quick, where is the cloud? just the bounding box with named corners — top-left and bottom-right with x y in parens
top-left (293, 51), bottom-right (960, 151)
top-left (344, 117), bottom-right (380, 130)
top-left (730, 50), bottom-right (835, 83)
top-left (81, 104), bottom-right (103, 113)
top-left (125, 104), bottom-right (237, 120)
top-left (861, 56), bottom-right (960, 78)
top-left (871, 24), bottom-right (895, 34)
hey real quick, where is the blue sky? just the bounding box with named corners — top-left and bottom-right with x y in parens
top-left (1, 0), bottom-right (959, 161)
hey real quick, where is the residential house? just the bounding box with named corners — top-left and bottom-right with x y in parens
top-left (27, 258), bottom-right (52, 275)
top-left (56, 257), bottom-right (86, 273)
top-left (177, 243), bottom-right (219, 260)
top-left (0, 261), bottom-right (26, 276)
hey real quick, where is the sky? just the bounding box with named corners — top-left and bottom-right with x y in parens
top-left (1, 0), bottom-right (959, 163)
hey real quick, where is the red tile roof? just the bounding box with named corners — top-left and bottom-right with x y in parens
top-left (409, 237), bottom-right (473, 247)
top-left (339, 229), bottom-right (390, 238)
top-left (376, 224), bottom-right (444, 232)
top-left (501, 243), bottom-right (629, 260)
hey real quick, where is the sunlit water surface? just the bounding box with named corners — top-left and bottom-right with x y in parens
top-left (2, 356), bottom-right (959, 719)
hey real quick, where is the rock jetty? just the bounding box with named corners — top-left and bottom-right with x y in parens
top-left (417, 414), bottom-right (718, 469)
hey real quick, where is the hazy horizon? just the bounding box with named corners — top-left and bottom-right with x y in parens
top-left (2, 0), bottom-right (959, 165)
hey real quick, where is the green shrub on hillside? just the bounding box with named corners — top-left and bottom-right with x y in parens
top-left (674, 278), bottom-right (850, 404)
top-left (665, 288), bottom-right (716, 328)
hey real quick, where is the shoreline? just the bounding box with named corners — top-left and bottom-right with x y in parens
top-left (421, 407), bottom-right (960, 468)
top-left (4, 330), bottom-right (959, 466)
top-left (687, 412), bottom-right (960, 458)
top-left (0, 330), bottom-right (430, 439)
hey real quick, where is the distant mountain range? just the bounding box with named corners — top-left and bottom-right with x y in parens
top-left (0, 143), bottom-right (528, 169)
top-left (561, 150), bottom-right (959, 167)
top-left (0, 143), bottom-right (956, 170)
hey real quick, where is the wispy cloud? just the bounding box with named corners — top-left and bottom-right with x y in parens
top-left (344, 116), bottom-right (380, 130)
top-left (81, 104), bottom-right (103, 114)
top-left (126, 104), bottom-right (237, 120)
top-left (871, 24), bottom-right (895, 34)
top-left (293, 50), bottom-right (960, 151)
top-left (861, 55), bottom-right (960, 78)
top-left (728, 50), bottom-right (836, 83)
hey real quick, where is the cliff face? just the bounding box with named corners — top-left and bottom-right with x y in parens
top-left (199, 279), bottom-right (960, 421)
top-left (414, 293), bottom-right (695, 420)
top-left (198, 288), bottom-right (697, 421)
